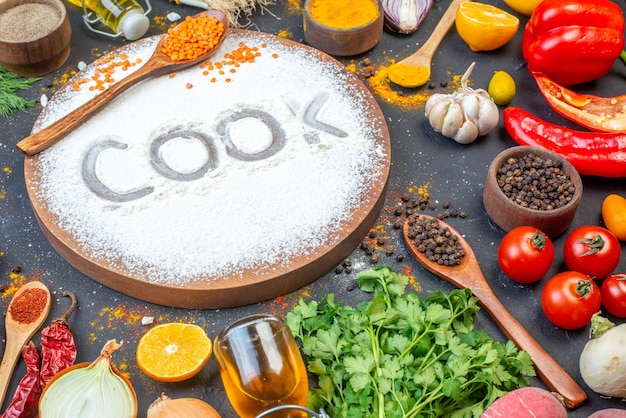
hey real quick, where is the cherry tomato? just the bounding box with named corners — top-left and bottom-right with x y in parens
top-left (563, 225), bottom-right (621, 279)
top-left (498, 226), bottom-right (554, 283)
top-left (600, 273), bottom-right (626, 318)
top-left (541, 271), bottom-right (601, 329)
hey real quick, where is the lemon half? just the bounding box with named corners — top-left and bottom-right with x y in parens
top-left (455, 2), bottom-right (519, 52)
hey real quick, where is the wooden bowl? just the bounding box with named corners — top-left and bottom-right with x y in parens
top-left (483, 146), bottom-right (583, 238)
top-left (0, 0), bottom-right (71, 77)
top-left (303, 0), bottom-right (383, 56)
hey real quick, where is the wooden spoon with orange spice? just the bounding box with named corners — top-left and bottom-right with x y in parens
top-left (16, 10), bottom-right (229, 156)
top-left (0, 281), bottom-right (52, 407)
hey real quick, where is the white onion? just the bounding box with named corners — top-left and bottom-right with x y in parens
top-left (580, 316), bottom-right (626, 398)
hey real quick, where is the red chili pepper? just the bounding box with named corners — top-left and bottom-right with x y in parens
top-left (533, 73), bottom-right (626, 133)
top-left (38, 291), bottom-right (77, 389)
top-left (0, 342), bottom-right (41, 418)
top-left (503, 107), bottom-right (626, 178)
top-left (522, 0), bottom-right (626, 86)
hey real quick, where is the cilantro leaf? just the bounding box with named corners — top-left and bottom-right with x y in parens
top-left (286, 266), bottom-right (536, 417)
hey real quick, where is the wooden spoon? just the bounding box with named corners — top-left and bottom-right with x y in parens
top-left (0, 281), bottom-right (51, 407)
top-left (16, 9), bottom-right (229, 156)
top-left (388, 0), bottom-right (465, 88)
top-left (403, 214), bottom-right (587, 409)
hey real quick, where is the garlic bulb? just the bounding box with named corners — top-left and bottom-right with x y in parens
top-left (425, 62), bottom-right (499, 144)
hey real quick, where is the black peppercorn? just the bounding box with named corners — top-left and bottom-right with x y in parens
top-left (496, 153), bottom-right (575, 211)
top-left (408, 215), bottom-right (464, 266)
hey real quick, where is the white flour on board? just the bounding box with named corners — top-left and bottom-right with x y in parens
top-left (31, 32), bottom-right (387, 286)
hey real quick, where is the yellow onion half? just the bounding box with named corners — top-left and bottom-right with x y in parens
top-left (147, 393), bottom-right (221, 418)
top-left (38, 339), bottom-right (138, 418)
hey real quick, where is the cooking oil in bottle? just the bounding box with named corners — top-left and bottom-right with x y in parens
top-left (67, 0), bottom-right (149, 40)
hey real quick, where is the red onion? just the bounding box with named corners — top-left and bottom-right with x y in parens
top-left (381, 0), bottom-right (433, 34)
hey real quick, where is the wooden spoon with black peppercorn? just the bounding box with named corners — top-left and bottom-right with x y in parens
top-left (0, 281), bottom-right (51, 407)
top-left (403, 214), bottom-right (587, 410)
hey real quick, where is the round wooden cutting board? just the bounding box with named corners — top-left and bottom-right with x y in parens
top-left (23, 30), bottom-right (390, 309)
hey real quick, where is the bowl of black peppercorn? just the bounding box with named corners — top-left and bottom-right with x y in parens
top-left (483, 146), bottom-right (583, 238)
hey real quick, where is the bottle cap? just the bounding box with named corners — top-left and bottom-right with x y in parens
top-left (119, 9), bottom-right (149, 41)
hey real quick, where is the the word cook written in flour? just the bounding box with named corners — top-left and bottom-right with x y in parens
top-left (82, 92), bottom-right (348, 203)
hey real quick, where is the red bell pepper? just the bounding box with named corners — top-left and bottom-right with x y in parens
top-left (533, 73), bottom-right (626, 133)
top-left (522, 0), bottom-right (626, 86)
top-left (503, 107), bottom-right (626, 178)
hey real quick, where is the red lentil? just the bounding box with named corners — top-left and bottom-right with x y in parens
top-left (9, 287), bottom-right (48, 324)
top-left (161, 14), bottom-right (226, 61)
top-left (198, 41), bottom-right (266, 83)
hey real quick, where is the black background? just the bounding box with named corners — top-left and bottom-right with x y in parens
top-left (1, 0), bottom-right (626, 416)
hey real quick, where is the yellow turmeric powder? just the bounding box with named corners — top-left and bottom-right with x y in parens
top-left (367, 64), bottom-right (431, 109)
top-left (387, 63), bottom-right (430, 89)
top-left (309, 0), bottom-right (379, 29)
top-left (352, 58), bottom-right (465, 109)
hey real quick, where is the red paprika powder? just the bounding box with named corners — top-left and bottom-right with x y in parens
top-left (8, 288), bottom-right (48, 324)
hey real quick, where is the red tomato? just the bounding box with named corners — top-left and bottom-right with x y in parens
top-left (563, 226), bottom-right (621, 279)
top-left (600, 273), bottom-right (626, 318)
top-left (541, 271), bottom-right (601, 329)
top-left (498, 227), bottom-right (554, 283)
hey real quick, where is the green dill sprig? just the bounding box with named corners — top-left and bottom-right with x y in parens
top-left (0, 65), bottom-right (41, 118)
top-left (286, 265), bottom-right (536, 418)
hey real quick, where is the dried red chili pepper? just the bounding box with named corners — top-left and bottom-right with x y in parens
top-left (0, 342), bottom-right (41, 418)
top-left (533, 73), bottom-right (626, 133)
top-left (39, 291), bottom-right (77, 389)
top-left (503, 106), bottom-right (626, 178)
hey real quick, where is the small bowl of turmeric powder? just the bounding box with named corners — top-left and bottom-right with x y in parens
top-left (304, 0), bottom-right (384, 57)
top-left (0, 0), bottom-right (71, 77)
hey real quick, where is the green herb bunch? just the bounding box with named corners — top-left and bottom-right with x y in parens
top-left (0, 65), bottom-right (40, 117)
top-left (285, 266), bottom-right (535, 418)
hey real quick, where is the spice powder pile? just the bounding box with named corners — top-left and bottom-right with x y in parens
top-left (0, 3), bottom-right (61, 41)
top-left (9, 288), bottom-right (48, 324)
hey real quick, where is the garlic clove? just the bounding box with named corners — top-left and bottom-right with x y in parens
top-left (459, 94), bottom-right (479, 122)
top-left (425, 93), bottom-right (447, 116)
top-left (476, 94), bottom-right (499, 135)
top-left (439, 103), bottom-right (464, 138)
top-left (458, 90), bottom-right (499, 136)
top-left (426, 99), bottom-right (452, 132)
top-left (453, 120), bottom-right (479, 144)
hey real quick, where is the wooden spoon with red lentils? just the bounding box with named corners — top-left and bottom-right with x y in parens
top-left (17, 10), bottom-right (229, 156)
top-left (0, 281), bottom-right (51, 407)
